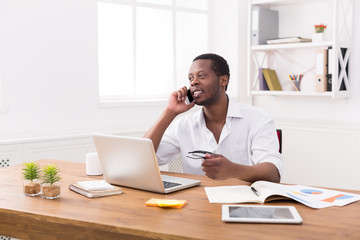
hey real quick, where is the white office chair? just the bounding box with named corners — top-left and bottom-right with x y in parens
top-left (168, 155), bottom-right (183, 173)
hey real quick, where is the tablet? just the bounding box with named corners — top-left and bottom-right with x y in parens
top-left (222, 205), bottom-right (302, 224)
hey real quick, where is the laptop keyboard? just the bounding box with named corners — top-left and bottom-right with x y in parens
top-left (163, 181), bottom-right (181, 189)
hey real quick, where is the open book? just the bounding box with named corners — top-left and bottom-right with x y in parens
top-left (69, 180), bottom-right (122, 198)
top-left (205, 181), bottom-right (360, 209)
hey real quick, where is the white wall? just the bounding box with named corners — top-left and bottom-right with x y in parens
top-left (0, 0), bottom-right (242, 141)
top-left (0, 0), bottom-right (168, 140)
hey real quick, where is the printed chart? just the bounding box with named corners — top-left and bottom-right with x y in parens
top-left (301, 189), bottom-right (323, 195)
top-left (293, 187), bottom-right (356, 206)
top-left (322, 194), bottom-right (354, 203)
top-left (266, 182), bottom-right (360, 208)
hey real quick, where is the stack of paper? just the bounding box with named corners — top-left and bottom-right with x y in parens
top-left (69, 180), bottom-right (122, 198)
top-left (267, 37), bottom-right (312, 44)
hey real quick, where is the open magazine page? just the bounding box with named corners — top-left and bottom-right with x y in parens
top-left (261, 182), bottom-right (360, 209)
top-left (204, 185), bottom-right (260, 204)
top-left (251, 181), bottom-right (289, 202)
top-left (205, 182), bottom-right (291, 204)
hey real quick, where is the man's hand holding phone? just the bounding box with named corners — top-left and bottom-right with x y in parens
top-left (167, 86), bottom-right (195, 114)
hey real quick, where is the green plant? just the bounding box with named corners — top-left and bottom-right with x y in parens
top-left (314, 24), bottom-right (327, 33)
top-left (22, 161), bottom-right (41, 181)
top-left (42, 164), bottom-right (61, 185)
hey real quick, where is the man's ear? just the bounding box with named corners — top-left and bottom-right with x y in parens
top-left (220, 75), bottom-right (229, 88)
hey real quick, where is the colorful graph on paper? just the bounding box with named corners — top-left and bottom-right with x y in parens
top-left (322, 194), bottom-right (354, 203)
top-left (301, 189), bottom-right (323, 195)
top-left (258, 181), bottom-right (360, 209)
top-left (286, 187), bottom-right (358, 208)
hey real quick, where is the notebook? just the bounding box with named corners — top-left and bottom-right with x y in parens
top-left (92, 134), bottom-right (201, 194)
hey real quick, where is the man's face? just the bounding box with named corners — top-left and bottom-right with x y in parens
top-left (188, 59), bottom-right (222, 106)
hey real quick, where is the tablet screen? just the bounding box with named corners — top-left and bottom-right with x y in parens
top-left (229, 206), bottom-right (294, 219)
top-left (222, 205), bottom-right (302, 224)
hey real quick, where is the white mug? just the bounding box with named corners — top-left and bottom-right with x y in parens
top-left (86, 152), bottom-right (103, 175)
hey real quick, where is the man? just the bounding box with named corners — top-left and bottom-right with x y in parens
top-left (144, 53), bottom-right (281, 183)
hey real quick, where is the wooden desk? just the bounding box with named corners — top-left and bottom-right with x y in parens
top-left (1, 159), bottom-right (360, 240)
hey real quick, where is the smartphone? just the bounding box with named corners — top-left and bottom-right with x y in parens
top-left (185, 89), bottom-right (194, 105)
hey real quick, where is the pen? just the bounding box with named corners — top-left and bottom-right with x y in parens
top-left (288, 75), bottom-right (299, 91)
top-left (251, 187), bottom-right (259, 196)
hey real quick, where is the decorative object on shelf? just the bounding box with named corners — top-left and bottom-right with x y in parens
top-left (288, 74), bottom-right (303, 91)
top-left (315, 24), bottom-right (327, 33)
top-left (42, 164), bottom-right (61, 199)
top-left (312, 24), bottom-right (327, 42)
top-left (22, 161), bottom-right (42, 196)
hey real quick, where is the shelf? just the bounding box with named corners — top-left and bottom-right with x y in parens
top-left (250, 91), bottom-right (333, 97)
top-left (248, 0), bottom-right (353, 98)
top-left (251, 41), bottom-right (333, 51)
top-left (252, 0), bottom-right (329, 7)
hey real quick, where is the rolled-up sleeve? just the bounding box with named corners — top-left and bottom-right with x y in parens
top-left (250, 114), bottom-right (283, 177)
top-left (156, 122), bottom-right (181, 165)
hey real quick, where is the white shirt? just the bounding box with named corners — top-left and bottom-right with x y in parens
top-left (156, 98), bottom-right (282, 177)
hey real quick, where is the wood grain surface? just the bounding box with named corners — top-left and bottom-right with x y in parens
top-left (1, 159), bottom-right (360, 240)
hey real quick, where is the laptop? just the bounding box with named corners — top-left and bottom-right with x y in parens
top-left (93, 134), bottom-right (201, 194)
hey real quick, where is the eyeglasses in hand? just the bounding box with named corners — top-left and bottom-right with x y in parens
top-left (186, 150), bottom-right (212, 159)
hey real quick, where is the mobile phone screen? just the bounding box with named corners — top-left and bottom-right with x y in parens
top-left (185, 89), bottom-right (194, 105)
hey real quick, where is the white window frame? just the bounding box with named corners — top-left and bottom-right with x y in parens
top-left (97, 0), bottom-right (210, 107)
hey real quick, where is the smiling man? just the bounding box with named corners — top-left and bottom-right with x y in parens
top-left (144, 53), bottom-right (282, 183)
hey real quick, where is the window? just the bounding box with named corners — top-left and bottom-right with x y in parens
top-left (98, 0), bottom-right (209, 102)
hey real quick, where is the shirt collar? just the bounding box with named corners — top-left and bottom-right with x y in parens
top-left (195, 97), bottom-right (244, 127)
top-left (227, 97), bottom-right (244, 118)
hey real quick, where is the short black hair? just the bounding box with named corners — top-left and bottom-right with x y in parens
top-left (193, 53), bottom-right (230, 90)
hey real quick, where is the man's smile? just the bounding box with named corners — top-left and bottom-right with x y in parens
top-left (193, 89), bottom-right (203, 98)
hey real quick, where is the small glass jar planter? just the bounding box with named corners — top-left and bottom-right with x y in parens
top-left (41, 164), bottom-right (61, 199)
top-left (22, 161), bottom-right (41, 197)
top-left (23, 179), bottom-right (42, 196)
top-left (42, 182), bottom-right (61, 199)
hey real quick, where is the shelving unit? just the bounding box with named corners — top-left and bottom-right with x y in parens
top-left (247, 0), bottom-right (354, 98)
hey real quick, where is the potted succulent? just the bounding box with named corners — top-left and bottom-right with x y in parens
top-left (42, 164), bottom-right (62, 199)
top-left (312, 24), bottom-right (327, 42)
top-left (22, 161), bottom-right (42, 196)
top-left (315, 24), bottom-right (327, 33)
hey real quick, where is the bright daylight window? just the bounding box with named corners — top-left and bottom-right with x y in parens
top-left (98, 0), bottom-right (209, 102)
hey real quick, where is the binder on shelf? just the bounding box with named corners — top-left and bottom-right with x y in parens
top-left (259, 68), bottom-right (269, 90)
top-left (262, 69), bottom-right (282, 91)
top-left (251, 6), bottom-right (278, 45)
top-left (315, 48), bottom-right (328, 92)
top-left (326, 47), bottom-right (333, 91)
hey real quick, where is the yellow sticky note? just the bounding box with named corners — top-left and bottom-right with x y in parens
top-left (145, 198), bottom-right (187, 208)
